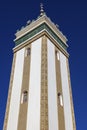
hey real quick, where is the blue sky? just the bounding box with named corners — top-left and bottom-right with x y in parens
top-left (0, 0), bottom-right (87, 130)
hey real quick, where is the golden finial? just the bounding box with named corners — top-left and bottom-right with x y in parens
top-left (40, 3), bottom-right (45, 16)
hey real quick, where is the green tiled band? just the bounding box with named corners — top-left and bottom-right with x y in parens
top-left (15, 23), bottom-right (67, 50)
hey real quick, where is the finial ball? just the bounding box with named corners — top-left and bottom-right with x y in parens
top-left (40, 3), bottom-right (44, 16)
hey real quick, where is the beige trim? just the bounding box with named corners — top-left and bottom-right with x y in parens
top-left (55, 48), bottom-right (65, 130)
top-left (17, 44), bottom-right (31, 130)
top-left (66, 59), bottom-right (76, 130)
top-left (13, 31), bottom-right (69, 58)
top-left (3, 53), bottom-right (17, 130)
top-left (40, 36), bottom-right (49, 130)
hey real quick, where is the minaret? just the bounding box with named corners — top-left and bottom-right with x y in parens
top-left (3, 4), bottom-right (76, 130)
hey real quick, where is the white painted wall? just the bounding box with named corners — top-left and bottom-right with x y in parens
top-left (26, 38), bottom-right (41, 130)
top-left (60, 51), bottom-right (73, 130)
top-left (47, 39), bottom-right (59, 130)
top-left (7, 48), bottom-right (25, 130)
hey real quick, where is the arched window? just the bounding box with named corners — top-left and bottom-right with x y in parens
top-left (27, 48), bottom-right (31, 55)
top-left (58, 92), bottom-right (63, 106)
top-left (55, 50), bottom-right (60, 60)
top-left (21, 91), bottom-right (28, 103)
top-left (25, 48), bottom-right (31, 57)
top-left (23, 91), bottom-right (28, 102)
top-left (57, 52), bottom-right (60, 60)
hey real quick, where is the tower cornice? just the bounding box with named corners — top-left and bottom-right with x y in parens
top-left (14, 15), bottom-right (68, 50)
top-left (13, 32), bottom-right (69, 58)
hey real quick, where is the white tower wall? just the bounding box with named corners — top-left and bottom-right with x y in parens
top-left (27, 38), bottom-right (41, 130)
top-left (47, 39), bottom-right (59, 130)
top-left (7, 48), bottom-right (25, 130)
top-left (60, 51), bottom-right (73, 130)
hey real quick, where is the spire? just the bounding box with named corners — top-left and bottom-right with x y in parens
top-left (40, 3), bottom-right (45, 16)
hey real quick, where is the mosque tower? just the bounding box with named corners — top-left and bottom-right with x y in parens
top-left (3, 4), bottom-right (76, 130)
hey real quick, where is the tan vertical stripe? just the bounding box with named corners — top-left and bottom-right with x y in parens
top-left (3, 53), bottom-right (17, 130)
top-left (55, 49), bottom-right (65, 130)
top-left (40, 35), bottom-right (49, 130)
top-left (17, 45), bottom-right (31, 130)
top-left (66, 59), bottom-right (76, 130)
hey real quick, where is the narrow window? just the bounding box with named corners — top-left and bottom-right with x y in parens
top-left (58, 93), bottom-right (63, 106)
top-left (55, 50), bottom-right (60, 60)
top-left (27, 48), bottom-right (31, 55)
top-left (25, 48), bottom-right (31, 57)
top-left (57, 52), bottom-right (60, 60)
top-left (21, 91), bottom-right (28, 103)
